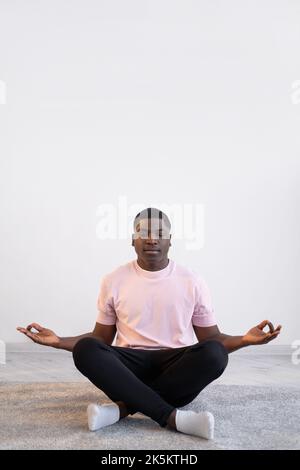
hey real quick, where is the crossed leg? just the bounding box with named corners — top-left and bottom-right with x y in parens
top-left (73, 337), bottom-right (175, 427)
top-left (73, 337), bottom-right (228, 430)
top-left (120, 340), bottom-right (229, 427)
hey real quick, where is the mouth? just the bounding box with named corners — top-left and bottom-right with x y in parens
top-left (143, 249), bottom-right (160, 253)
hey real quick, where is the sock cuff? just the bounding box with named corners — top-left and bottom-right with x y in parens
top-left (175, 409), bottom-right (194, 433)
top-left (104, 403), bottom-right (120, 422)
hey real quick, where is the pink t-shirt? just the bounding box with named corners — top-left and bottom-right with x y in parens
top-left (96, 259), bottom-right (217, 350)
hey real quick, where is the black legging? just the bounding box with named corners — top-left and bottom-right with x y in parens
top-left (72, 337), bottom-right (228, 428)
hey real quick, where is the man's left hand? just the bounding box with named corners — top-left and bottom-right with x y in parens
top-left (243, 320), bottom-right (282, 346)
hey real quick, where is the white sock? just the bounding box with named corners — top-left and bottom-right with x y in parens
top-left (175, 410), bottom-right (214, 440)
top-left (87, 403), bottom-right (120, 431)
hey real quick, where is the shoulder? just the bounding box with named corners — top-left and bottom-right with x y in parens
top-left (174, 262), bottom-right (207, 284)
top-left (100, 260), bottom-right (134, 285)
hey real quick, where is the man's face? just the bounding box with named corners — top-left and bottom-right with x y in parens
top-left (132, 217), bottom-right (171, 263)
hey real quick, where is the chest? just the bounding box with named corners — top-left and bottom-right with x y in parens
top-left (113, 278), bottom-right (196, 323)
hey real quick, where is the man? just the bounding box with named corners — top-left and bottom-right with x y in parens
top-left (17, 207), bottom-right (282, 440)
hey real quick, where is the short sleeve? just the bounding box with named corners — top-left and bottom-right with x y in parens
top-left (192, 276), bottom-right (217, 327)
top-left (96, 276), bottom-right (117, 325)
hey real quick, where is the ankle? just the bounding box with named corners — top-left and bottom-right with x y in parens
top-left (115, 401), bottom-right (129, 419)
top-left (166, 409), bottom-right (178, 430)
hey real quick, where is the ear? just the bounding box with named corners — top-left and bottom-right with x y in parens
top-left (169, 233), bottom-right (172, 247)
top-left (131, 234), bottom-right (135, 247)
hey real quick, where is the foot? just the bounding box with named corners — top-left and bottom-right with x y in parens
top-left (174, 410), bottom-right (214, 440)
top-left (87, 403), bottom-right (120, 431)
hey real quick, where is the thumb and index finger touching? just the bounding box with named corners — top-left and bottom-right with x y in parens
top-left (257, 320), bottom-right (282, 334)
top-left (16, 322), bottom-right (45, 343)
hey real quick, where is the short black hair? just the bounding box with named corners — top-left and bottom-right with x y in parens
top-left (133, 207), bottom-right (171, 232)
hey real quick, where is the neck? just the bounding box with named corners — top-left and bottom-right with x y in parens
top-left (137, 258), bottom-right (169, 271)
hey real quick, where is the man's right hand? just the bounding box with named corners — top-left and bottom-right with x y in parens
top-left (16, 323), bottom-right (60, 348)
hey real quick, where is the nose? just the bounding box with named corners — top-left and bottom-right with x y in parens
top-left (146, 236), bottom-right (158, 244)
top-left (145, 233), bottom-right (159, 244)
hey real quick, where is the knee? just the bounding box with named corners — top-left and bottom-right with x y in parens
top-left (200, 340), bottom-right (229, 375)
top-left (72, 336), bottom-right (104, 369)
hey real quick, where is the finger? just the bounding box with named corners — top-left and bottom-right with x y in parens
top-left (263, 332), bottom-right (273, 340)
top-left (261, 330), bottom-right (278, 340)
top-left (17, 328), bottom-right (37, 341)
top-left (267, 329), bottom-right (280, 337)
top-left (257, 320), bottom-right (274, 333)
top-left (24, 331), bottom-right (42, 343)
top-left (257, 320), bottom-right (269, 330)
top-left (22, 328), bottom-right (39, 338)
top-left (271, 330), bottom-right (281, 337)
top-left (17, 327), bottom-right (43, 344)
top-left (263, 325), bottom-right (282, 337)
top-left (266, 331), bottom-right (281, 342)
top-left (26, 323), bottom-right (44, 332)
top-left (16, 327), bottom-right (27, 333)
top-left (17, 328), bottom-right (28, 335)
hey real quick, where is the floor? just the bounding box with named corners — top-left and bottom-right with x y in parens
top-left (1, 348), bottom-right (300, 450)
top-left (2, 349), bottom-right (300, 388)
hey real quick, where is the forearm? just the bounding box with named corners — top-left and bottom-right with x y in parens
top-left (210, 333), bottom-right (249, 353)
top-left (55, 332), bottom-right (95, 352)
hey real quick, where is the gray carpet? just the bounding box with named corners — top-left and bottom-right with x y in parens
top-left (0, 382), bottom-right (299, 450)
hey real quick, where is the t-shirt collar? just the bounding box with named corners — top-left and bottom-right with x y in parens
top-left (133, 258), bottom-right (174, 279)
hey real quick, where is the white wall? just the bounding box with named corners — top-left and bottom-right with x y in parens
top-left (0, 0), bottom-right (299, 344)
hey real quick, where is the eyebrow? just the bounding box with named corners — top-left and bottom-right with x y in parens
top-left (137, 228), bottom-right (163, 232)
top-left (135, 220), bottom-right (168, 232)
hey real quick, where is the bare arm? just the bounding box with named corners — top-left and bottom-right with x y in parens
top-left (17, 322), bottom-right (117, 352)
top-left (57, 322), bottom-right (116, 351)
top-left (193, 320), bottom-right (282, 354)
